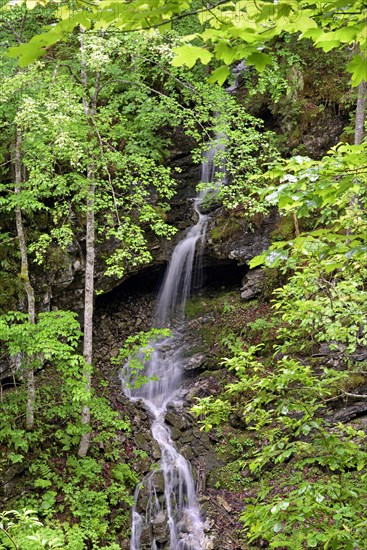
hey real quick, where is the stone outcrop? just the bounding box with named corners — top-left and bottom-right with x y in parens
top-left (240, 268), bottom-right (266, 300)
top-left (206, 207), bottom-right (279, 265)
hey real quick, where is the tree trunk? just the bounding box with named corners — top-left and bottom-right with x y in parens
top-left (14, 127), bottom-right (36, 431)
top-left (354, 80), bottom-right (366, 145)
top-left (78, 176), bottom-right (95, 457)
top-left (78, 32), bottom-right (99, 458)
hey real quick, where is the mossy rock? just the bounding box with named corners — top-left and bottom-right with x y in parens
top-left (210, 217), bottom-right (243, 243)
top-left (261, 267), bottom-right (286, 302)
top-left (185, 296), bottom-right (211, 320)
top-left (270, 214), bottom-right (295, 242)
top-left (341, 373), bottom-right (367, 392)
top-left (46, 245), bottom-right (72, 273)
top-left (0, 271), bottom-right (22, 313)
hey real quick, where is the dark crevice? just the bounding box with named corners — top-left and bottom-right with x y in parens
top-left (95, 259), bottom-right (245, 312)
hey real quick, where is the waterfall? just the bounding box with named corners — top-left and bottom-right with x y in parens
top-left (122, 136), bottom-right (226, 550)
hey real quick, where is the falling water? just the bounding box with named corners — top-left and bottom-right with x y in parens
top-left (122, 136), bottom-right (226, 550)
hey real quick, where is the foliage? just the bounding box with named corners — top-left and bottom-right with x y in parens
top-left (0, 376), bottom-right (135, 548)
top-left (192, 127), bottom-right (367, 546)
top-left (186, 85), bottom-right (281, 210)
top-left (273, 258), bottom-right (367, 354)
top-left (0, 1), bottom-right (365, 548)
top-left (0, 508), bottom-right (64, 549)
top-left (193, 344), bottom-right (367, 547)
top-left (249, 143), bottom-right (367, 357)
top-left (171, 0), bottom-right (367, 87)
top-left (115, 327), bottom-right (172, 389)
top-left (4, 0), bottom-right (366, 88)
top-left (0, 308), bottom-right (134, 548)
top-left (242, 473), bottom-right (367, 549)
top-left (0, 31), bottom-right (182, 280)
top-left (259, 144), bottom-right (367, 222)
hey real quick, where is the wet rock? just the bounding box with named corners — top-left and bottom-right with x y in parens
top-left (207, 208), bottom-right (279, 265)
top-left (181, 446), bottom-right (194, 461)
top-left (182, 353), bottom-right (206, 373)
top-left (192, 429), bottom-right (210, 445)
top-left (134, 456), bottom-right (151, 475)
top-left (180, 432), bottom-right (194, 445)
top-left (166, 411), bottom-right (187, 431)
top-left (151, 470), bottom-right (165, 493)
top-left (331, 401), bottom-right (367, 423)
top-left (135, 432), bottom-right (154, 453)
top-left (152, 510), bottom-right (169, 543)
top-left (171, 427), bottom-right (182, 440)
top-left (240, 269), bottom-right (266, 300)
top-left (140, 525), bottom-right (154, 547)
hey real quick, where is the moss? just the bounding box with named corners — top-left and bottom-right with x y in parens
top-left (185, 292), bottom-right (251, 354)
top-left (341, 373), bottom-right (367, 392)
top-left (260, 266), bottom-right (287, 303)
top-left (270, 214), bottom-right (295, 242)
top-left (185, 292), bottom-right (243, 320)
top-left (46, 246), bottom-right (71, 273)
top-left (207, 460), bottom-right (248, 491)
top-left (185, 296), bottom-right (211, 320)
top-left (0, 272), bottom-right (22, 313)
top-left (210, 217), bottom-right (243, 242)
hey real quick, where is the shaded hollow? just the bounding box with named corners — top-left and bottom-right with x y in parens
top-left (95, 258), bottom-right (245, 314)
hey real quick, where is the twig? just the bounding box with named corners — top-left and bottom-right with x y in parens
top-left (342, 391), bottom-right (367, 398)
top-left (0, 526), bottom-right (18, 549)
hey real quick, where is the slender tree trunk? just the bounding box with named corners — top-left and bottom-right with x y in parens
top-left (354, 80), bottom-right (366, 146)
top-left (14, 127), bottom-right (36, 430)
top-left (346, 80), bottom-right (366, 242)
top-left (78, 175), bottom-right (95, 457)
top-left (293, 212), bottom-right (300, 236)
top-left (78, 32), bottom-right (99, 457)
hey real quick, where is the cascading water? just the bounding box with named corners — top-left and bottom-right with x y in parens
top-left (121, 136), bottom-right (226, 550)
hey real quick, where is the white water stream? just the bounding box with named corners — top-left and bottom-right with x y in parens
top-left (122, 137), bottom-right (226, 550)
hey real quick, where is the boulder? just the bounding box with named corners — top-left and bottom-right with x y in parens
top-left (240, 269), bottom-right (266, 300)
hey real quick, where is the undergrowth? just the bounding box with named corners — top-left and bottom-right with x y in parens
top-left (0, 372), bottom-right (138, 549)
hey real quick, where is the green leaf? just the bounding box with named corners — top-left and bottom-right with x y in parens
top-left (335, 27), bottom-right (358, 43)
top-left (314, 31), bottom-right (338, 46)
top-left (316, 40), bottom-right (342, 52)
top-left (208, 65), bottom-right (231, 85)
top-left (214, 42), bottom-right (235, 64)
top-left (172, 45), bottom-right (213, 68)
top-left (8, 37), bottom-right (48, 66)
top-left (246, 52), bottom-right (272, 72)
top-left (249, 254), bottom-right (267, 269)
top-left (347, 54), bottom-right (367, 87)
top-left (301, 28), bottom-right (324, 41)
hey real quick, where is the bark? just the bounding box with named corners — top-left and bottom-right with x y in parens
top-left (78, 32), bottom-right (99, 458)
top-left (347, 80), bottom-right (366, 233)
top-left (78, 176), bottom-right (95, 457)
top-left (14, 127), bottom-right (36, 430)
top-left (293, 212), bottom-right (300, 237)
top-left (354, 80), bottom-right (366, 146)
